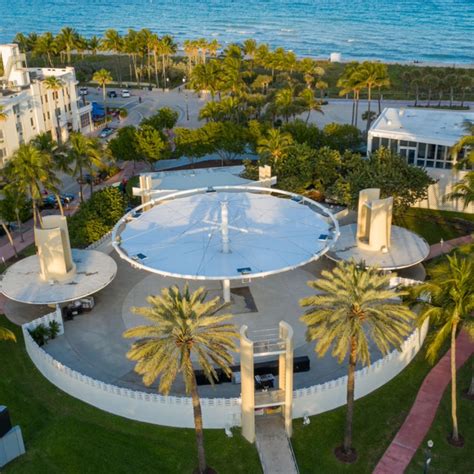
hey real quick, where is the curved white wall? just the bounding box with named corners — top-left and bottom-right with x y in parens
top-left (23, 309), bottom-right (428, 429)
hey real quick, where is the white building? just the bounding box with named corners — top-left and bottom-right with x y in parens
top-left (368, 107), bottom-right (473, 213)
top-left (0, 44), bottom-right (93, 166)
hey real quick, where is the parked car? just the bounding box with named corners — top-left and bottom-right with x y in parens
top-left (76, 174), bottom-right (102, 185)
top-left (79, 87), bottom-right (89, 96)
top-left (107, 90), bottom-right (117, 98)
top-left (99, 127), bottom-right (114, 139)
top-left (60, 193), bottom-right (75, 203)
top-left (41, 195), bottom-right (65, 209)
top-left (121, 89), bottom-right (131, 98)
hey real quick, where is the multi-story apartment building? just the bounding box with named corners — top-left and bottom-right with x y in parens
top-left (0, 43), bottom-right (93, 166)
top-left (368, 107), bottom-right (473, 213)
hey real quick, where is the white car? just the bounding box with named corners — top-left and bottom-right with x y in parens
top-left (121, 89), bottom-right (131, 98)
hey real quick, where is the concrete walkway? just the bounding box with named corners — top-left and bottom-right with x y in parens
top-left (255, 417), bottom-right (299, 474)
top-left (373, 330), bottom-right (474, 474)
top-left (426, 234), bottom-right (473, 260)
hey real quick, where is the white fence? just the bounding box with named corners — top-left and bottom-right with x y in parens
top-left (23, 311), bottom-right (428, 429)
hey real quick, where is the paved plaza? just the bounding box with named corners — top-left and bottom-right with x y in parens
top-left (5, 240), bottom-right (387, 397)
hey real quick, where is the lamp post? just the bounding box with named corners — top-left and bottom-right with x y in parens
top-left (183, 76), bottom-right (189, 121)
top-left (423, 439), bottom-right (434, 474)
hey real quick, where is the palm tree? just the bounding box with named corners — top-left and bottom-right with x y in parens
top-left (101, 29), bottom-right (124, 86)
top-left (157, 35), bottom-right (177, 88)
top-left (337, 62), bottom-right (361, 127)
top-left (93, 69), bottom-right (113, 124)
top-left (457, 75), bottom-right (473, 107)
top-left (34, 32), bottom-right (57, 66)
top-left (374, 63), bottom-right (390, 114)
top-left (257, 128), bottom-right (293, 165)
top-left (43, 76), bottom-right (63, 143)
top-left (191, 61), bottom-right (223, 100)
top-left (4, 143), bottom-right (52, 227)
top-left (207, 39), bottom-right (220, 58)
top-left (300, 261), bottom-right (416, 460)
top-left (299, 88), bottom-right (323, 124)
top-left (88, 36), bottom-right (101, 56)
top-left (0, 326), bottom-right (16, 342)
top-left (315, 80), bottom-right (328, 101)
top-left (123, 285), bottom-right (238, 474)
top-left (354, 61), bottom-right (381, 133)
top-left (444, 173), bottom-right (474, 210)
top-left (412, 254), bottom-right (474, 444)
top-left (274, 87), bottom-right (298, 123)
top-left (67, 132), bottom-right (102, 201)
top-left (243, 38), bottom-right (257, 72)
top-left (56, 26), bottom-right (79, 64)
top-left (423, 74), bottom-right (439, 107)
top-left (32, 133), bottom-right (68, 215)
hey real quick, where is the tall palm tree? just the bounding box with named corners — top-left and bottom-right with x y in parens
top-left (158, 35), bottom-right (177, 89)
top-left (457, 75), bottom-right (473, 108)
top-left (274, 87), bottom-right (298, 123)
top-left (315, 80), bottom-right (329, 101)
top-left (32, 133), bottom-right (68, 215)
top-left (92, 69), bottom-right (113, 124)
top-left (88, 36), bottom-right (101, 56)
top-left (56, 26), bottom-right (79, 64)
top-left (191, 60), bottom-right (223, 100)
top-left (300, 261), bottom-right (415, 460)
top-left (123, 285), bottom-right (238, 474)
top-left (423, 74), bottom-right (439, 107)
top-left (337, 62), bottom-right (361, 127)
top-left (412, 254), bottom-right (474, 444)
top-left (101, 29), bottom-right (124, 86)
top-left (299, 88), bottom-right (323, 124)
top-left (375, 63), bottom-right (390, 114)
top-left (444, 172), bottom-right (474, 210)
top-left (43, 76), bottom-right (63, 143)
top-left (353, 61), bottom-right (381, 133)
top-left (4, 143), bottom-right (52, 227)
top-left (207, 39), bottom-right (220, 58)
top-left (67, 132), bottom-right (102, 201)
top-left (0, 326), bottom-right (16, 342)
top-left (257, 128), bottom-right (293, 165)
top-left (34, 32), bottom-right (57, 66)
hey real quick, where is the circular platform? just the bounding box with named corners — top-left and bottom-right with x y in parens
top-left (1, 249), bottom-right (118, 305)
top-left (327, 223), bottom-right (430, 270)
top-left (113, 186), bottom-right (339, 281)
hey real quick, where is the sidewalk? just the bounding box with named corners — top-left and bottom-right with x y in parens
top-left (426, 234), bottom-right (473, 260)
top-left (0, 161), bottom-right (145, 262)
top-left (373, 330), bottom-right (474, 474)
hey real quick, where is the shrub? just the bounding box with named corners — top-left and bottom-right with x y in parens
top-left (29, 324), bottom-right (49, 346)
top-left (48, 320), bottom-right (61, 339)
top-left (68, 187), bottom-right (126, 247)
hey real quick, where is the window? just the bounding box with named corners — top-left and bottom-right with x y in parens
top-left (390, 139), bottom-right (398, 153)
top-left (47, 111), bottom-right (50, 120)
top-left (80, 113), bottom-right (91, 128)
top-left (371, 136), bottom-right (380, 152)
top-left (0, 130), bottom-right (4, 142)
top-left (13, 105), bottom-right (20, 115)
top-left (381, 137), bottom-right (389, 148)
top-left (417, 143), bottom-right (426, 158)
top-left (30, 117), bottom-right (35, 127)
top-left (427, 144), bottom-right (436, 160)
top-left (44, 94), bottom-right (48, 103)
top-left (0, 148), bottom-right (6, 159)
top-left (436, 145), bottom-right (446, 161)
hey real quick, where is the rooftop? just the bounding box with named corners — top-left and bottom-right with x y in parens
top-left (369, 107), bottom-right (474, 146)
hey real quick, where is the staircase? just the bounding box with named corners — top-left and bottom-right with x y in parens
top-left (255, 416), bottom-right (299, 474)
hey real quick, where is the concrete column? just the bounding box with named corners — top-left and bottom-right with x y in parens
top-left (221, 201), bottom-right (230, 254)
top-left (279, 321), bottom-right (294, 438)
top-left (240, 325), bottom-right (255, 443)
top-left (223, 279), bottom-right (231, 303)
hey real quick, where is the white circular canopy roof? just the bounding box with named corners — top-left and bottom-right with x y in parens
top-left (1, 249), bottom-right (117, 305)
top-left (113, 186), bottom-right (339, 280)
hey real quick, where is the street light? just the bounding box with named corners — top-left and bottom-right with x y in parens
top-left (424, 440), bottom-right (434, 474)
top-left (183, 76), bottom-right (189, 121)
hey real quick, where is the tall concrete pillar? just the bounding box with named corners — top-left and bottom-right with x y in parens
top-left (279, 321), bottom-right (294, 438)
top-left (240, 325), bottom-right (255, 443)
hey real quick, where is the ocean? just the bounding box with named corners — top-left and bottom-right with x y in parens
top-left (0, 0), bottom-right (473, 64)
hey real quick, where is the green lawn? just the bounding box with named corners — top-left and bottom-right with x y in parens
top-left (292, 345), bottom-right (437, 473)
top-left (0, 316), bottom-right (261, 474)
top-left (407, 361), bottom-right (473, 474)
top-left (394, 208), bottom-right (474, 245)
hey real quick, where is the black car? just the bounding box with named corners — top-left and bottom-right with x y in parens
top-left (107, 90), bottom-right (117, 98)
